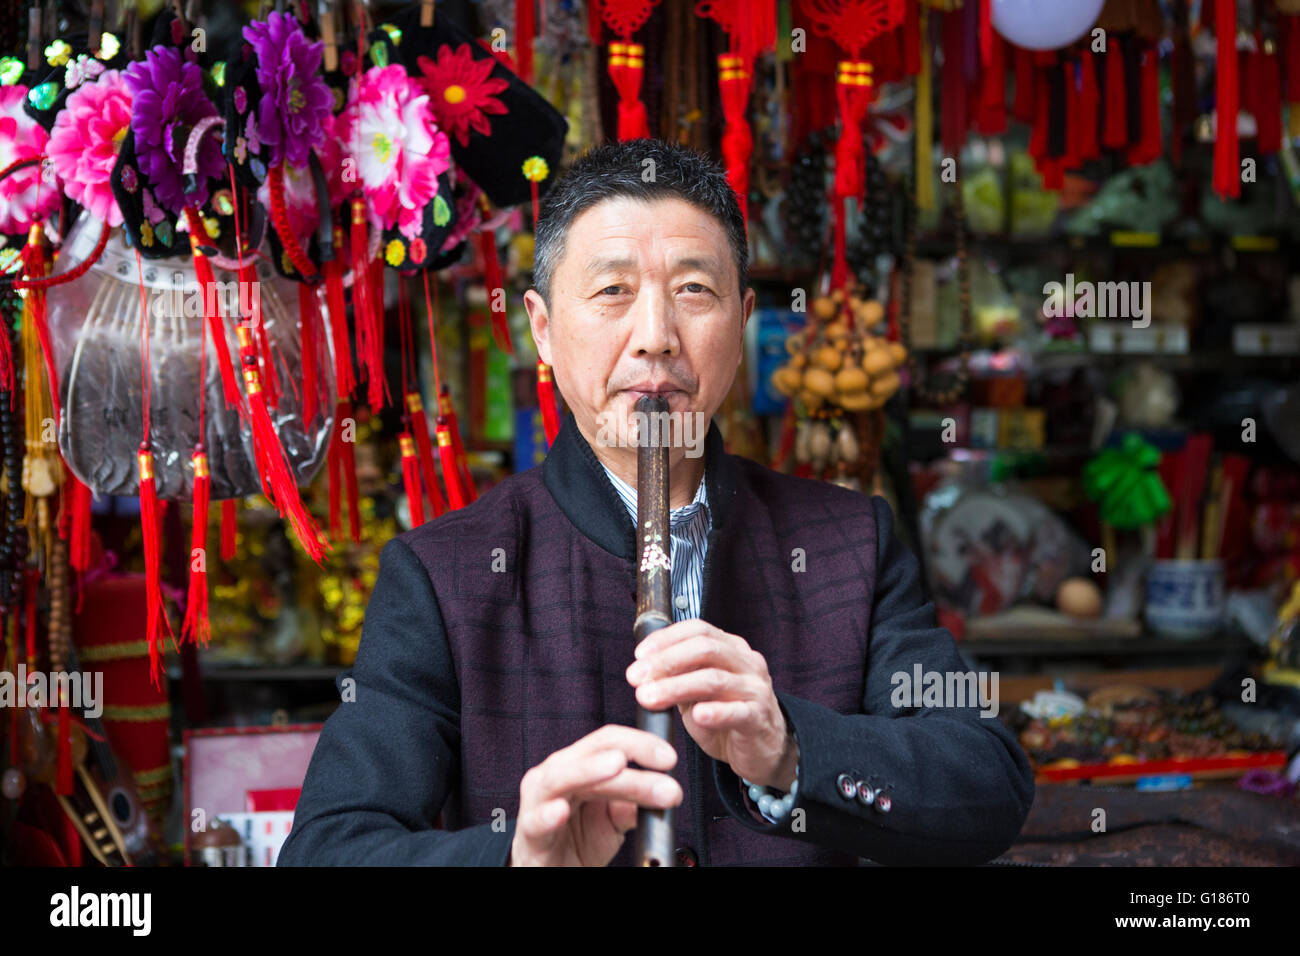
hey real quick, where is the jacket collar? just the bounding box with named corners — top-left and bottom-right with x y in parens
top-left (541, 409), bottom-right (738, 560)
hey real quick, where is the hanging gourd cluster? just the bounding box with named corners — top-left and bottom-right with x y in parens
top-left (770, 290), bottom-right (908, 415)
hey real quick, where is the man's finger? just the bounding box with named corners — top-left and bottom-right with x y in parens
top-left (569, 725), bottom-right (680, 770)
top-left (636, 668), bottom-right (755, 711)
top-left (690, 699), bottom-right (756, 727)
top-left (569, 767), bottom-right (683, 809)
top-left (633, 619), bottom-right (721, 660)
top-left (517, 796), bottom-right (574, 847)
top-left (607, 799), bottom-right (639, 834)
top-left (628, 634), bottom-right (750, 684)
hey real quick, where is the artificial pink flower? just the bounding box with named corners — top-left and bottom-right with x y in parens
top-left (0, 85), bottom-right (59, 233)
top-left (338, 65), bottom-right (450, 237)
top-left (48, 69), bottom-right (133, 227)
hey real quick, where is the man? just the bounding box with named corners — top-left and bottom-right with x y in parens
top-left (278, 141), bottom-right (1034, 867)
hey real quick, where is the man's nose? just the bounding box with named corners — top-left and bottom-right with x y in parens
top-left (626, 284), bottom-right (678, 358)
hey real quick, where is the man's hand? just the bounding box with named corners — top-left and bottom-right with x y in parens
top-left (626, 620), bottom-right (798, 790)
top-left (509, 725), bottom-right (682, 866)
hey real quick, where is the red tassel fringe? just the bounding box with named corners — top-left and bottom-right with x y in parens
top-left (298, 283), bottom-right (319, 426)
top-left (182, 447), bottom-right (211, 646)
top-left (221, 498), bottom-right (237, 561)
top-left (400, 434), bottom-right (426, 527)
top-left (186, 208), bottom-right (244, 415)
top-left (435, 417), bottom-right (468, 510)
top-left (350, 198), bottom-right (388, 411)
top-left (478, 229), bottom-right (513, 356)
top-left (1213, 0), bottom-right (1240, 199)
top-left (138, 446), bottom-right (174, 689)
top-left (406, 391), bottom-right (446, 518)
top-left (537, 360), bottom-right (560, 446)
top-left (241, 357), bottom-right (331, 565)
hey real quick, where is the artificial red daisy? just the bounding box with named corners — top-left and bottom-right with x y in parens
top-left (415, 44), bottom-right (508, 148)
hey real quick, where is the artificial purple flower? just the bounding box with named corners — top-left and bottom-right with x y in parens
top-left (243, 11), bottom-right (332, 169)
top-left (124, 46), bottom-right (223, 213)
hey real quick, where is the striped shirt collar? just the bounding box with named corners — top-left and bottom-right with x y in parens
top-left (598, 461), bottom-right (711, 531)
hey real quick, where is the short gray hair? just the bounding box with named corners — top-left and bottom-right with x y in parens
top-left (532, 141), bottom-right (748, 306)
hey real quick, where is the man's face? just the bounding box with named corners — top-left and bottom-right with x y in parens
top-left (523, 195), bottom-right (755, 461)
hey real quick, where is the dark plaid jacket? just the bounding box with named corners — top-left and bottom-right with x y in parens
top-left (279, 412), bottom-right (1034, 866)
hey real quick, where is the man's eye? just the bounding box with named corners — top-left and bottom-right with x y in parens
top-left (599, 285), bottom-right (623, 295)
top-left (683, 283), bottom-right (713, 295)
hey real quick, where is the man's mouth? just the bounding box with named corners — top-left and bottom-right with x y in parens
top-left (622, 384), bottom-right (686, 403)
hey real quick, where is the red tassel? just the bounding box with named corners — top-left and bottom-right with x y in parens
top-left (1127, 44), bottom-right (1162, 166)
top-left (400, 434), bottom-right (426, 527)
top-left (220, 498), bottom-right (237, 561)
top-left (537, 360), bottom-right (560, 447)
top-left (138, 445), bottom-right (174, 688)
top-left (478, 229), bottom-right (513, 356)
top-left (55, 697), bottom-right (72, 795)
top-left (1102, 41), bottom-right (1128, 150)
top-left (939, 11), bottom-right (967, 157)
top-left (0, 276), bottom-right (12, 393)
top-left (335, 397), bottom-right (361, 542)
top-left (1012, 44), bottom-right (1036, 122)
top-left (438, 387), bottom-right (478, 502)
top-left (239, 335), bottom-right (331, 564)
top-left (20, 228), bottom-right (63, 424)
top-left (1285, 15), bottom-right (1300, 105)
top-left (902, 0), bottom-right (920, 76)
top-left (327, 417), bottom-right (342, 539)
top-left (975, 33), bottom-right (1007, 135)
top-left (436, 416), bottom-right (468, 510)
top-left (1254, 38), bottom-right (1282, 155)
top-left (324, 241), bottom-right (356, 398)
top-left (1029, 69), bottom-right (1048, 159)
top-left (609, 42), bottom-right (651, 140)
top-left (298, 283), bottom-right (319, 426)
top-left (186, 209), bottom-right (244, 415)
top-left (350, 197), bottom-right (388, 411)
top-left (406, 391), bottom-right (446, 518)
top-left (1064, 60), bottom-right (1082, 169)
top-left (1079, 49), bottom-right (1100, 160)
top-left (718, 56), bottom-right (754, 223)
top-left (1213, 0), bottom-right (1239, 199)
top-left (23, 567), bottom-right (36, 664)
top-left (182, 447), bottom-right (211, 646)
top-left (516, 0), bottom-right (535, 84)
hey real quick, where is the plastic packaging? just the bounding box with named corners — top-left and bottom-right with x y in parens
top-left (45, 214), bottom-right (335, 500)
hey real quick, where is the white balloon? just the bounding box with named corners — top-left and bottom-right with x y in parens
top-left (991, 0), bottom-right (1105, 51)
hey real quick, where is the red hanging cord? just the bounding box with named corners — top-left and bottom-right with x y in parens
top-left (1213, 0), bottom-right (1239, 198)
top-left (135, 249), bottom-right (175, 689)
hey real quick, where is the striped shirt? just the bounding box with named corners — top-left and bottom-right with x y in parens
top-left (600, 462), bottom-right (711, 622)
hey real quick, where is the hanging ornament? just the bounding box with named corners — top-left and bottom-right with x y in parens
top-left (990, 0), bottom-right (1104, 51)
top-left (597, 0), bottom-right (663, 140)
top-left (800, 0), bottom-right (906, 291)
top-left (696, 0), bottom-right (778, 222)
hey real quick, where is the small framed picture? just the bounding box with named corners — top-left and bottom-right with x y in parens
top-left (183, 723), bottom-right (322, 866)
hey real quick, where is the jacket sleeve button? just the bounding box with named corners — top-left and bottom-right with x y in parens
top-left (856, 781), bottom-right (875, 807)
top-left (836, 773), bottom-right (857, 800)
top-left (674, 846), bottom-right (698, 867)
top-left (874, 791), bottom-right (892, 814)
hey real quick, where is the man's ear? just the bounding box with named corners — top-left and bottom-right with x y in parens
top-left (740, 287), bottom-right (757, 340)
top-left (523, 288), bottom-right (553, 366)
